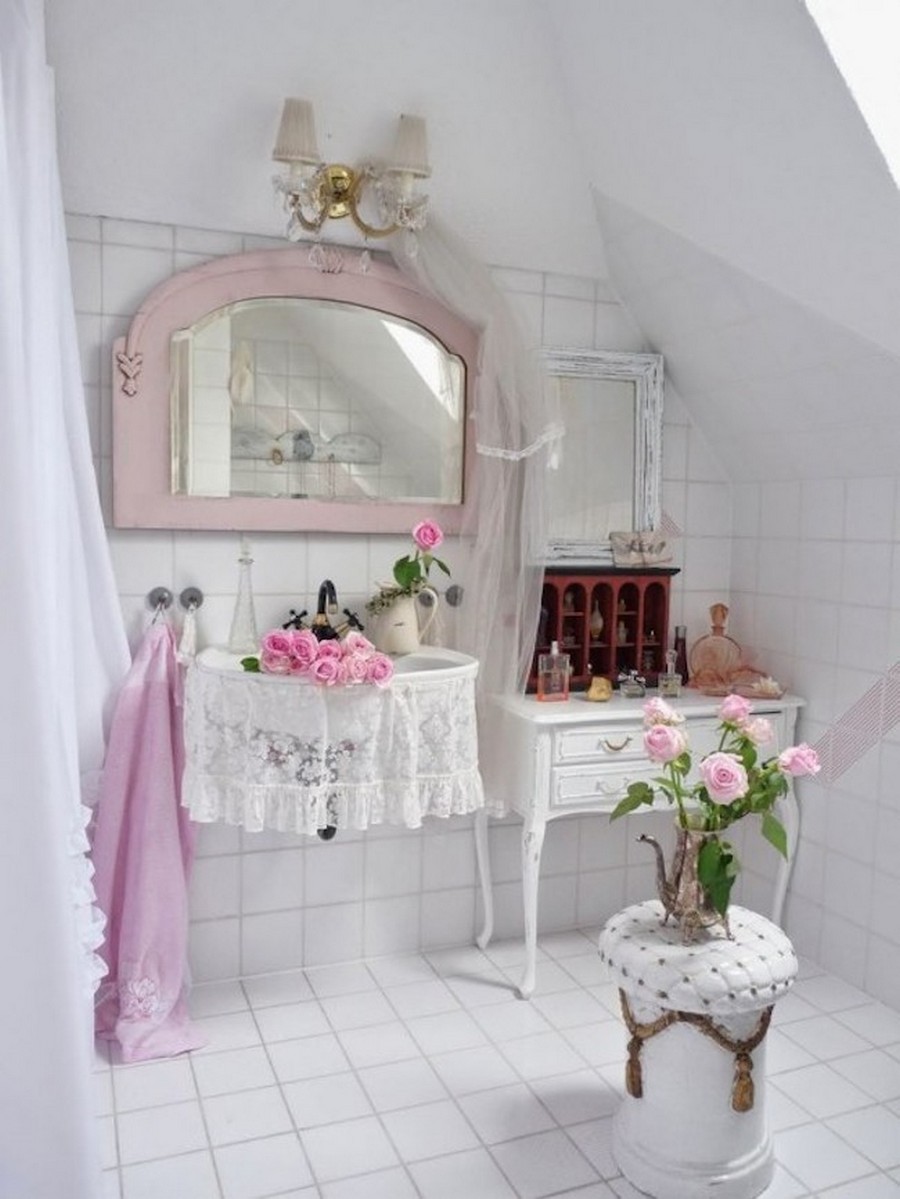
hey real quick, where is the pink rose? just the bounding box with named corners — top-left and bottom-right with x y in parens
top-left (412, 520), bottom-right (444, 552)
top-left (742, 717), bottom-right (775, 746)
top-left (261, 629), bottom-right (293, 656)
top-left (778, 743), bottom-right (821, 777)
top-left (335, 658), bottom-right (353, 685)
top-left (699, 752), bottom-right (748, 804)
top-left (342, 653), bottom-right (371, 684)
top-left (366, 653), bottom-right (395, 688)
top-left (718, 694), bottom-right (753, 724)
top-left (315, 639), bottom-right (344, 660)
top-left (343, 630), bottom-right (375, 658)
top-left (310, 655), bottom-right (342, 685)
top-left (643, 697), bottom-right (683, 727)
top-left (289, 629), bottom-right (319, 670)
top-left (643, 723), bottom-right (687, 764)
top-left (260, 647), bottom-right (293, 675)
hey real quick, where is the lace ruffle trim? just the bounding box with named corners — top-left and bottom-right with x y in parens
top-left (184, 769), bottom-right (485, 834)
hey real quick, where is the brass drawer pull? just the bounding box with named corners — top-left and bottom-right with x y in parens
top-left (602, 736), bottom-right (632, 752)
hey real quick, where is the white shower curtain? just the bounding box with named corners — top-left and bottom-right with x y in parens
top-left (0, 2), bottom-right (130, 1196)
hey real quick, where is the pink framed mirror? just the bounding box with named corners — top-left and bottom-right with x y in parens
top-left (112, 249), bottom-right (478, 533)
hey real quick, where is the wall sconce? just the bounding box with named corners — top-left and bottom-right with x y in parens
top-left (272, 98), bottom-right (431, 244)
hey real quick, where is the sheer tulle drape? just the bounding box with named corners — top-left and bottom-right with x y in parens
top-left (0, 2), bottom-right (130, 1195)
top-left (389, 218), bottom-right (561, 698)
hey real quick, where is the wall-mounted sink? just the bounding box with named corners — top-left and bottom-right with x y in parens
top-left (195, 645), bottom-right (478, 683)
top-left (389, 647), bottom-right (478, 682)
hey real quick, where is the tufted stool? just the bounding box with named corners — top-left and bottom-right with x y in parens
top-left (599, 900), bottom-right (797, 1199)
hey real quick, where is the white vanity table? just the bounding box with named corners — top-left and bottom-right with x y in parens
top-left (182, 646), bottom-right (484, 834)
top-left (475, 690), bottom-right (803, 998)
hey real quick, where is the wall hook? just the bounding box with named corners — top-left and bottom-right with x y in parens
top-left (147, 586), bottom-right (174, 611)
top-left (180, 587), bottom-right (204, 611)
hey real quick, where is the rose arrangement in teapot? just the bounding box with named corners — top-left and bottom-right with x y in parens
top-left (611, 694), bottom-right (820, 939)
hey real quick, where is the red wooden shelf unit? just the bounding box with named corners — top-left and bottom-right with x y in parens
top-left (530, 567), bottom-right (679, 691)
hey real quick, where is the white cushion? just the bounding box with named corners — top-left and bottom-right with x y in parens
top-left (599, 900), bottom-right (798, 1020)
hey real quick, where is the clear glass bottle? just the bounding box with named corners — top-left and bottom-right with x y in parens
top-left (537, 640), bottom-right (570, 702)
top-left (228, 537), bottom-right (259, 654)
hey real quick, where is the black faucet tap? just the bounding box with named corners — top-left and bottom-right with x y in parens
top-left (312, 579), bottom-right (340, 640)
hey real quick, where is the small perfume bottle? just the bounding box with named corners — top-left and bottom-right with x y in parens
top-left (537, 640), bottom-right (570, 702)
top-left (659, 649), bottom-right (682, 698)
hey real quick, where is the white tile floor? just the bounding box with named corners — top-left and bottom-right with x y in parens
top-left (94, 930), bottom-right (900, 1198)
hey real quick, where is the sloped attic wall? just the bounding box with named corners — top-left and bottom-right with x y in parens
top-left (596, 192), bottom-right (900, 484)
top-left (545, 0), bottom-right (900, 368)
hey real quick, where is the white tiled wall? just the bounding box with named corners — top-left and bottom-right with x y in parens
top-left (729, 476), bottom-right (900, 1011)
top-left (69, 212), bottom-right (731, 981)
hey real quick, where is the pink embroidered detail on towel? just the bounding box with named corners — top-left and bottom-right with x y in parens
top-left (91, 621), bottom-right (206, 1061)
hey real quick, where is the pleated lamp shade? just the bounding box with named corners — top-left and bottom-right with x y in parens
top-left (272, 98), bottom-right (321, 165)
top-left (388, 114), bottom-right (431, 178)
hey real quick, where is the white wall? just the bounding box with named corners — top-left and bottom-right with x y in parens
top-left (47, 0), bottom-right (606, 279)
top-left (69, 211), bottom-right (730, 981)
top-left (730, 480), bottom-right (900, 1011)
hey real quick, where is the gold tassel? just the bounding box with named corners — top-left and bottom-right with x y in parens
top-left (626, 1036), bottom-right (643, 1098)
top-left (732, 1051), bottom-right (754, 1112)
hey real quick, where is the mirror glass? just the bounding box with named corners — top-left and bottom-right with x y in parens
top-left (541, 349), bottom-right (664, 563)
top-left (172, 298), bottom-right (465, 504)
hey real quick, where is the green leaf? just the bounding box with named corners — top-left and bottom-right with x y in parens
top-left (609, 781), bottom-right (655, 820)
top-left (738, 741), bottom-right (758, 772)
top-left (761, 811), bottom-right (788, 858)
top-left (697, 838), bottom-right (739, 917)
top-left (434, 557), bottom-right (451, 576)
top-left (393, 556), bottom-right (419, 589)
top-left (240, 656), bottom-right (261, 673)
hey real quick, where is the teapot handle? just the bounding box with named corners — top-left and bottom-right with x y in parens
top-left (417, 587), bottom-right (439, 640)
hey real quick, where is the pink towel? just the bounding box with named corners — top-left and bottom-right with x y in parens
top-left (92, 622), bottom-right (206, 1061)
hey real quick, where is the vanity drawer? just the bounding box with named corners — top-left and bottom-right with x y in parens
top-left (550, 762), bottom-right (656, 809)
top-left (554, 723), bottom-right (646, 764)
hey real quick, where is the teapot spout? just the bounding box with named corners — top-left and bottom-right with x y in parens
top-left (638, 833), bottom-right (669, 898)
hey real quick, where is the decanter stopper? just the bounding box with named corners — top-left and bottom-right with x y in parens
top-left (228, 536), bottom-right (259, 654)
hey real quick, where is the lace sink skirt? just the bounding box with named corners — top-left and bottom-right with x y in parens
top-left (182, 660), bottom-right (485, 835)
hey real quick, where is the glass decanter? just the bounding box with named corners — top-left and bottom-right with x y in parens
top-left (227, 537), bottom-right (259, 654)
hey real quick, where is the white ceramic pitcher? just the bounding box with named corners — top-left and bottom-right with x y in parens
top-left (373, 587), bottom-right (438, 655)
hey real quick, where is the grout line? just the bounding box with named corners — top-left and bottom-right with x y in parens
top-left (236, 979), bottom-right (322, 1195)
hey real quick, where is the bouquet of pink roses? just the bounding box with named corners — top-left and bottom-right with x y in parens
top-left (611, 693), bottom-right (820, 913)
top-left (241, 628), bottom-right (394, 687)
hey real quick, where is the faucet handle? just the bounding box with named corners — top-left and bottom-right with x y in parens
top-left (282, 608), bottom-right (308, 630)
top-left (332, 608), bottom-right (365, 638)
top-left (342, 608), bottom-right (365, 632)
